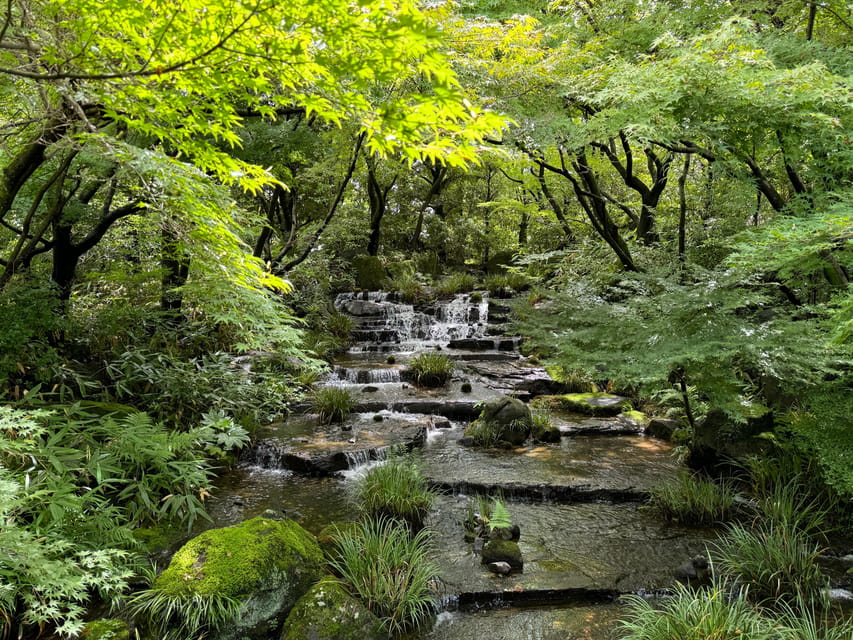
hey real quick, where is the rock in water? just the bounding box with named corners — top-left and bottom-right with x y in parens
top-left (146, 517), bottom-right (324, 640)
top-left (481, 540), bottom-right (523, 570)
top-left (487, 562), bottom-right (512, 576)
top-left (280, 578), bottom-right (388, 640)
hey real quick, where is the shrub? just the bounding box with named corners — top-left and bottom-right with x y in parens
top-left (356, 458), bottom-right (435, 530)
top-left (619, 580), bottom-right (769, 640)
top-left (329, 518), bottom-right (439, 635)
top-left (325, 311), bottom-right (353, 340)
top-left (127, 589), bottom-right (241, 640)
top-left (435, 273), bottom-right (477, 296)
top-left (484, 272), bottom-right (530, 296)
top-left (310, 386), bottom-right (356, 424)
top-left (713, 522), bottom-right (829, 610)
top-left (648, 473), bottom-right (739, 526)
top-left (407, 352), bottom-right (455, 387)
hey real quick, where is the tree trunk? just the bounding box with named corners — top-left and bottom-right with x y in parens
top-left (160, 228), bottom-right (190, 319)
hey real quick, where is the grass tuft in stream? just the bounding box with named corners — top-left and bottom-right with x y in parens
top-left (356, 457), bottom-right (435, 531)
top-left (311, 386), bottom-right (356, 424)
top-left (407, 352), bottom-right (455, 387)
top-left (648, 472), bottom-right (739, 526)
top-left (329, 517), bottom-right (439, 636)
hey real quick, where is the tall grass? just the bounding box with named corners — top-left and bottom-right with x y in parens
top-left (648, 472), bottom-right (739, 526)
top-left (329, 518), bottom-right (439, 635)
top-left (127, 588), bottom-right (242, 640)
top-left (356, 458), bottom-right (435, 530)
top-left (310, 386), bottom-right (356, 424)
top-left (713, 522), bottom-right (829, 610)
top-left (620, 579), bottom-right (769, 640)
top-left (407, 352), bottom-right (455, 387)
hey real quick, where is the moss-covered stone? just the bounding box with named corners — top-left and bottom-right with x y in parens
top-left (81, 619), bottom-right (129, 640)
top-left (353, 255), bottom-right (386, 290)
top-left (280, 578), bottom-right (388, 640)
top-left (132, 522), bottom-right (184, 555)
top-left (481, 540), bottom-right (523, 570)
top-left (152, 517), bottom-right (324, 640)
top-left (466, 396), bottom-right (532, 446)
top-left (556, 393), bottom-right (631, 417)
top-left (532, 421), bottom-right (561, 443)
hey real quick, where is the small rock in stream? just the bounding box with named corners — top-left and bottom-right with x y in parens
top-left (487, 562), bottom-right (512, 576)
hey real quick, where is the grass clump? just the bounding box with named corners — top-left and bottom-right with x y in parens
top-left (356, 458), bottom-right (436, 530)
top-left (407, 352), bottom-right (454, 387)
top-left (329, 518), bottom-right (439, 635)
top-left (435, 273), bottom-right (476, 296)
top-left (619, 580), bottom-right (768, 640)
top-left (713, 522), bottom-right (829, 610)
top-left (648, 472), bottom-right (739, 526)
top-left (483, 272), bottom-right (530, 296)
top-left (128, 590), bottom-right (242, 640)
top-left (311, 386), bottom-right (356, 424)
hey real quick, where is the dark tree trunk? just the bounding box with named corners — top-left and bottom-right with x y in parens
top-left (160, 228), bottom-right (190, 318)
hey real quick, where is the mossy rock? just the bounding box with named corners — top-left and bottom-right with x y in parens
top-left (280, 578), bottom-right (388, 640)
top-left (152, 517), bottom-right (324, 640)
top-left (133, 522), bottom-right (185, 555)
top-left (481, 540), bottom-right (523, 570)
top-left (353, 255), bottom-right (386, 291)
top-left (466, 396), bottom-right (532, 446)
top-left (81, 619), bottom-right (129, 640)
top-left (556, 393), bottom-right (631, 417)
top-left (532, 422), bottom-right (561, 443)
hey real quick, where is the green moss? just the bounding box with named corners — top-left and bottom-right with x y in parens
top-left (557, 393), bottom-right (631, 417)
top-left (133, 522), bottom-right (184, 554)
top-left (82, 619), bottom-right (129, 640)
top-left (153, 517), bottom-right (323, 599)
top-left (481, 540), bottom-right (523, 569)
top-left (280, 578), bottom-right (387, 640)
top-left (621, 410), bottom-right (648, 425)
top-left (317, 522), bottom-right (360, 560)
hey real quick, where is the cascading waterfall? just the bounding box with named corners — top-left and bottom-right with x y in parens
top-left (335, 292), bottom-right (490, 352)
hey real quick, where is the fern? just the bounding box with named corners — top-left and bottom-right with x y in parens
top-left (488, 499), bottom-right (513, 531)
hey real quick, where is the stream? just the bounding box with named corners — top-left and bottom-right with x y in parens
top-left (206, 292), bottom-right (719, 639)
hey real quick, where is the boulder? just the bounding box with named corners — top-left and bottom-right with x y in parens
top-left (481, 540), bottom-right (523, 570)
top-left (532, 421), bottom-right (561, 443)
top-left (646, 417), bottom-right (680, 440)
top-left (487, 562), bottom-right (512, 576)
top-left (556, 393), bottom-right (631, 417)
top-left (149, 517), bottom-right (324, 640)
top-left (280, 578), bottom-right (387, 640)
top-left (688, 408), bottom-right (774, 470)
top-left (466, 396), bottom-right (532, 446)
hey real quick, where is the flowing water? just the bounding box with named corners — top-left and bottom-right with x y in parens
top-left (208, 292), bottom-right (723, 638)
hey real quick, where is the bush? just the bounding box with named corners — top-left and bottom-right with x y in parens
top-left (356, 458), bottom-right (435, 530)
top-left (484, 272), bottom-right (530, 296)
top-left (329, 518), bottom-right (439, 635)
top-left (619, 580), bottom-right (769, 640)
top-left (311, 386), bottom-right (356, 424)
top-left (407, 352), bottom-right (455, 387)
top-left (713, 522), bottom-right (829, 610)
top-left (648, 473), bottom-right (739, 526)
top-left (435, 273), bottom-right (477, 296)
top-left (325, 311), bottom-right (353, 340)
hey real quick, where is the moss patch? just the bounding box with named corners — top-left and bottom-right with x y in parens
top-left (280, 578), bottom-right (387, 640)
top-left (481, 540), bottom-right (523, 569)
top-left (557, 393), bottom-right (631, 417)
top-left (81, 619), bottom-right (129, 640)
top-left (620, 410), bottom-right (648, 425)
top-left (153, 517), bottom-right (323, 599)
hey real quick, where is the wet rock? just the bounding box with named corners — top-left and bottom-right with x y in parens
top-left (489, 525), bottom-right (521, 542)
top-left (553, 393), bottom-right (632, 417)
top-left (280, 578), bottom-right (388, 640)
top-left (487, 562), bottom-right (512, 576)
top-left (459, 436), bottom-right (476, 447)
top-left (149, 518), bottom-right (324, 640)
top-left (646, 418), bottom-right (679, 440)
top-left (339, 299), bottom-right (386, 317)
top-left (688, 408), bottom-right (774, 470)
top-left (482, 540), bottom-right (523, 570)
top-left (432, 417), bottom-right (452, 429)
top-left (674, 555), bottom-right (711, 586)
top-left (468, 396), bottom-right (532, 447)
top-left (362, 386), bottom-right (379, 393)
top-left (532, 421), bottom-right (561, 443)
top-left (828, 588), bottom-right (853, 611)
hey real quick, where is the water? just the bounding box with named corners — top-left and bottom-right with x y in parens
top-left (335, 292), bottom-right (491, 353)
top-left (206, 289), bottom-right (725, 639)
